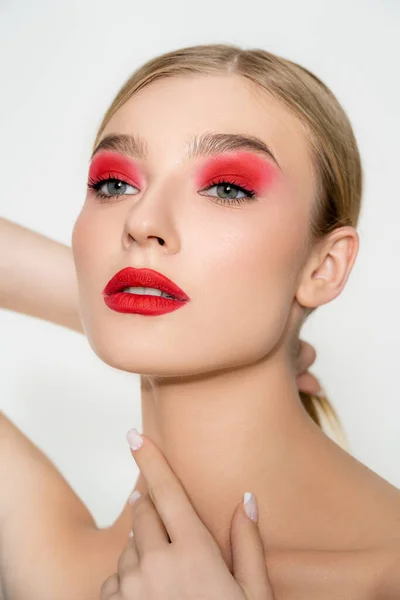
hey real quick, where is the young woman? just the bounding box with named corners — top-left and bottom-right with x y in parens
top-left (1, 43), bottom-right (400, 599)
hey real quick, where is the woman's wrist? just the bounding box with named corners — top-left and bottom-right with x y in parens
top-left (0, 218), bottom-right (83, 333)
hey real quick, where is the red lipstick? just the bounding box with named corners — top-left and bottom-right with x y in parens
top-left (103, 267), bottom-right (190, 316)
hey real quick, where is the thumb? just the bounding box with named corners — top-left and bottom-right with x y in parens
top-left (230, 492), bottom-right (275, 600)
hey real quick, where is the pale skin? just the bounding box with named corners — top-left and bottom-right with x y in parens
top-left (0, 218), bottom-right (323, 600)
top-left (1, 72), bottom-right (400, 599)
top-left (0, 217), bottom-right (321, 397)
top-left (72, 73), bottom-right (400, 553)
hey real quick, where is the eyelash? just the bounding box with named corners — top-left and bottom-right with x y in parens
top-left (87, 174), bottom-right (257, 206)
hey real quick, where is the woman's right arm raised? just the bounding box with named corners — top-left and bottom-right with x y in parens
top-left (0, 219), bottom-right (124, 597)
top-left (0, 218), bottom-right (83, 333)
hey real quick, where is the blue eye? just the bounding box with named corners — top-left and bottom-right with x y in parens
top-left (200, 177), bottom-right (256, 205)
top-left (87, 175), bottom-right (257, 206)
top-left (87, 176), bottom-right (139, 202)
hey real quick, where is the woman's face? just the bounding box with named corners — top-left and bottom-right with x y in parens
top-left (72, 74), bottom-right (317, 376)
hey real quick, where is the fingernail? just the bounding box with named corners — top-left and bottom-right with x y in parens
top-left (243, 492), bottom-right (258, 523)
top-left (129, 490), bottom-right (142, 505)
top-left (126, 428), bottom-right (143, 451)
top-left (315, 388), bottom-right (327, 398)
top-left (128, 530), bottom-right (134, 538)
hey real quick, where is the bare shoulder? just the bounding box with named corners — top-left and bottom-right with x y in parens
top-left (1, 520), bottom-right (126, 600)
top-left (265, 478), bottom-right (400, 599)
top-left (0, 411), bottom-right (95, 526)
top-left (334, 437), bottom-right (400, 547)
top-left (0, 411), bottom-right (124, 599)
top-left (363, 471), bottom-right (400, 545)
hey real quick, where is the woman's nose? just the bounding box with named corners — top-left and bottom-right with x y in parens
top-left (121, 185), bottom-right (180, 254)
top-left (126, 231), bottom-right (166, 247)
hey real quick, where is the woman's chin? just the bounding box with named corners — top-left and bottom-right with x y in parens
top-left (84, 334), bottom-right (229, 379)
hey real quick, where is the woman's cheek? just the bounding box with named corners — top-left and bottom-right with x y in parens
top-left (71, 208), bottom-right (103, 289)
top-left (71, 210), bottom-right (86, 273)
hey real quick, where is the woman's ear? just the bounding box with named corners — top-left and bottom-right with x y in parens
top-left (296, 227), bottom-right (359, 309)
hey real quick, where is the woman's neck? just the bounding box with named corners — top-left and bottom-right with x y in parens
top-left (111, 353), bottom-right (400, 569)
top-left (126, 352), bottom-right (348, 570)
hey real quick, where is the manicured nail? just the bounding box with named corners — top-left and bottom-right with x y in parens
top-left (243, 492), bottom-right (258, 522)
top-left (126, 428), bottom-right (143, 451)
top-left (315, 388), bottom-right (327, 398)
top-left (129, 490), bottom-right (142, 505)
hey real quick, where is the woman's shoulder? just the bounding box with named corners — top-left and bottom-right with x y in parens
top-left (317, 435), bottom-right (400, 550)
top-left (346, 455), bottom-right (400, 547)
top-left (0, 412), bottom-right (95, 525)
top-left (0, 411), bottom-right (116, 599)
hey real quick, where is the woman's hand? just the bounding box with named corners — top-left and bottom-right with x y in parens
top-left (295, 340), bottom-right (322, 396)
top-left (101, 430), bottom-right (400, 600)
top-left (100, 429), bottom-right (274, 600)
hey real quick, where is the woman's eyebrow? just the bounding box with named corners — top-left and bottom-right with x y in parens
top-left (90, 132), bottom-right (281, 169)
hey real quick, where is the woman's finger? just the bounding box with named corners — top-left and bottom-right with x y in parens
top-left (295, 340), bottom-right (317, 375)
top-left (117, 537), bottom-right (139, 579)
top-left (126, 429), bottom-right (209, 543)
top-left (230, 493), bottom-right (274, 600)
top-left (99, 573), bottom-right (119, 600)
top-left (128, 490), bottom-right (170, 555)
top-left (296, 371), bottom-right (323, 396)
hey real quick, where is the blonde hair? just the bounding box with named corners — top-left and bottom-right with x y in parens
top-left (91, 43), bottom-right (363, 448)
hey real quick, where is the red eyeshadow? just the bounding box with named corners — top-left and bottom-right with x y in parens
top-left (195, 152), bottom-right (277, 193)
top-left (88, 151), bottom-right (143, 187)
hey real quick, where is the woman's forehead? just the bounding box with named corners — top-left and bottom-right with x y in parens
top-left (100, 74), bottom-right (316, 200)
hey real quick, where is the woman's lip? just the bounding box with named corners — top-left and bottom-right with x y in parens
top-left (103, 292), bottom-right (188, 316)
top-left (103, 267), bottom-right (190, 302)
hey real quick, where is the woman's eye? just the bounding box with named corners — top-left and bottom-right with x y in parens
top-left (88, 177), bottom-right (255, 206)
top-left (205, 183), bottom-right (248, 200)
top-left (95, 179), bottom-right (139, 198)
top-left (199, 180), bottom-right (256, 205)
